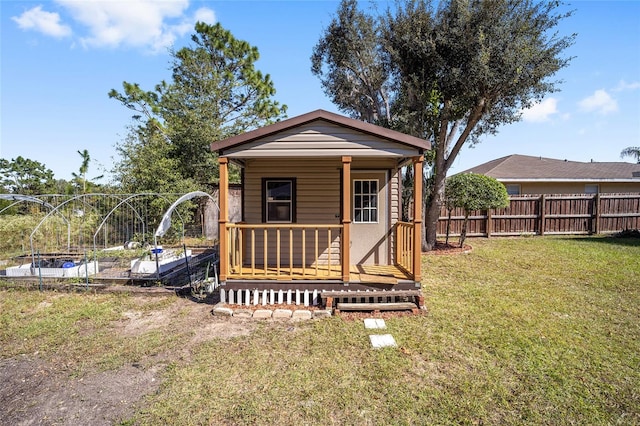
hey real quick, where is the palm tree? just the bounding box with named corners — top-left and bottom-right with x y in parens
top-left (71, 149), bottom-right (90, 193)
top-left (71, 149), bottom-right (102, 193)
top-left (620, 146), bottom-right (640, 164)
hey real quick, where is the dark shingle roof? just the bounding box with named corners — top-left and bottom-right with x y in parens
top-left (462, 154), bottom-right (640, 181)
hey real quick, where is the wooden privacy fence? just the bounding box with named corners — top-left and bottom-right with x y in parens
top-left (437, 193), bottom-right (640, 237)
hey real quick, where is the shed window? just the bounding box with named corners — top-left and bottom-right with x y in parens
top-left (354, 179), bottom-right (378, 223)
top-left (263, 178), bottom-right (296, 223)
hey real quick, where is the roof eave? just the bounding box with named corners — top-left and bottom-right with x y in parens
top-left (210, 109), bottom-right (430, 155)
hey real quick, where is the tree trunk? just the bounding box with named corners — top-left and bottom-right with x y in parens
top-left (460, 212), bottom-right (469, 248)
top-left (423, 173), bottom-right (445, 251)
top-left (445, 208), bottom-right (452, 245)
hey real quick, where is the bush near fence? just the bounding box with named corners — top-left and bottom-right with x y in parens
top-left (437, 193), bottom-right (640, 237)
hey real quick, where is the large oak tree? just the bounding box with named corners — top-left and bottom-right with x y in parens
top-left (313, 0), bottom-right (575, 250)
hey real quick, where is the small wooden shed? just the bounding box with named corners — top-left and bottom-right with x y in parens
top-left (211, 109), bottom-right (429, 309)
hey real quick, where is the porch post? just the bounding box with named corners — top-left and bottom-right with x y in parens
top-left (218, 157), bottom-right (229, 282)
top-left (412, 156), bottom-right (423, 283)
top-left (341, 156), bottom-right (352, 283)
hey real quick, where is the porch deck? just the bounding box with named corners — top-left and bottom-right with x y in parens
top-left (227, 264), bottom-right (412, 283)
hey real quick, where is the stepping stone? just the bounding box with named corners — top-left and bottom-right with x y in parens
top-left (212, 306), bottom-right (233, 317)
top-left (369, 334), bottom-right (397, 348)
top-left (233, 309), bottom-right (253, 318)
top-left (253, 309), bottom-right (273, 319)
top-left (364, 318), bottom-right (386, 329)
top-left (273, 309), bottom-right (293, 319)
top-left (291, 310), bottom-right (312, 320)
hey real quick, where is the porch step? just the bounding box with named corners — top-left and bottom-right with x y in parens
top-left (322, 289), bottom-right (424, 311)
top-left (336, 302), bottom-right (418, 312)
top-left (321, 290), bottom-right (420, 299)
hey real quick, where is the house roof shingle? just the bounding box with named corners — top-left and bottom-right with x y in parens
top-left (462, 154), bottom-right (640, 181)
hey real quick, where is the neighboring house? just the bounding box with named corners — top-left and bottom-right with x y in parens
top-left (211, 109), bottom-right (429, 309)
top-left (461, 154), bottom-right (640, 195)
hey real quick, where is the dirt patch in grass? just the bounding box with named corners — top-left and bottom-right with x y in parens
top-left (424, 241), bottom-right (472, 255)
top-left (0, 356), bottom-right (162, 426)
top-left (0, 294), bottom-right (257, 426)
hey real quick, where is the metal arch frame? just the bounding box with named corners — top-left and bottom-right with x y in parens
top-left (0, 194), bottom-right (58, 215)
top-left (152, 191), bottom-right (219, 282)
top-left (153, 190), bottom-right (219, 244)
top-left (91, 192), bottom-right (177, 264)
top-left (29, 193), bottom-right (127, 267)
top-left (1, 194), bottom-right (72, 260)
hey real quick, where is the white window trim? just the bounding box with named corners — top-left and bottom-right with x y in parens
top-left (353, 178), bottom-right (379, 224)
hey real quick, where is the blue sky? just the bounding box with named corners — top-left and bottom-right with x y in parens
top-left (1, 1), bottom-right (639, 184)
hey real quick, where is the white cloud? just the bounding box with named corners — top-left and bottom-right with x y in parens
top-left (521, 98), bottom-right (559, 123)
top-left (578, 89), bottom-right (618, 115)
top-left (59, 0), bottom-right (194, 52)
top-left (12, 6), bottom-right (72, 38)
top-left (14, 1), bottom-right (217, 53)
top-left (194, 7), bottom-right (216, 24)
top-left (614, 80), bottom-right (640, 92)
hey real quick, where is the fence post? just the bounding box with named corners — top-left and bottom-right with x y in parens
top-left (539, 194), bottom-right (546, 236)
top-left (594, 192), bottom-right (601, 234)
top-left (486, 209), bottom-right (493, 238)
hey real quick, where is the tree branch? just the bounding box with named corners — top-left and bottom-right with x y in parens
top-left (444, 99), bottom-right (485, 172)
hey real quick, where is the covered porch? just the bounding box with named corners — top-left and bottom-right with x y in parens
top-left (218, 157), bottom-right (424, 286)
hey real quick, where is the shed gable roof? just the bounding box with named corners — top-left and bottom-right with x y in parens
top-left (210, 109), bottom-right (430, 158)
top-left (462, 154), bottom-right (640, 181)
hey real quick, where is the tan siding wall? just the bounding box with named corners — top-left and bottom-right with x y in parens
top-left (517, 182), bottom-right (640, 194)
top-left (389, 168), bottom-right (401, 264)
top-left (390, 168), bottom-right (400, 223)
top-left (243, 158), bottom-right (341, 266)
top-left (244, 158), bottom-right (341, 224)
top-left (225, 121), bottom-right (419, 158)
top-left (600, 183), bottom-right (640, 193)
top-left (350, 157), bottom-right (398, 170)
top-left (238, 157), bottom-right (402, 267)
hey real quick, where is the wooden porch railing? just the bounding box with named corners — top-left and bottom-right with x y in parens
top-left (395, 221), bottom-right (414, 276)
top-left (226, 223), bottom-right (343, 279)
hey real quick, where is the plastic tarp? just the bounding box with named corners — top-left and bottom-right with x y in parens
top-left (154, 191), bottom-right (218, 237)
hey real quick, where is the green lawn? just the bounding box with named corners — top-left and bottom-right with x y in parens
top-left (1, 236), bottom-right (639, 425)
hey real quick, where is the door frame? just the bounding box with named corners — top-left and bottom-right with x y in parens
top-left (349, 170), bottom-right (389, 265)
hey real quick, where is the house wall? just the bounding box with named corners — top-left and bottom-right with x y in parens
top-left (239, 157), bottom-right (401, 266)
top-left (512, 182), bottom-right (640, 195)
top-left (244, 158), bottom-right (342, 224)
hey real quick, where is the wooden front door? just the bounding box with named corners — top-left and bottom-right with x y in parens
top-left (350, 171), bottom-right (388, 265)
